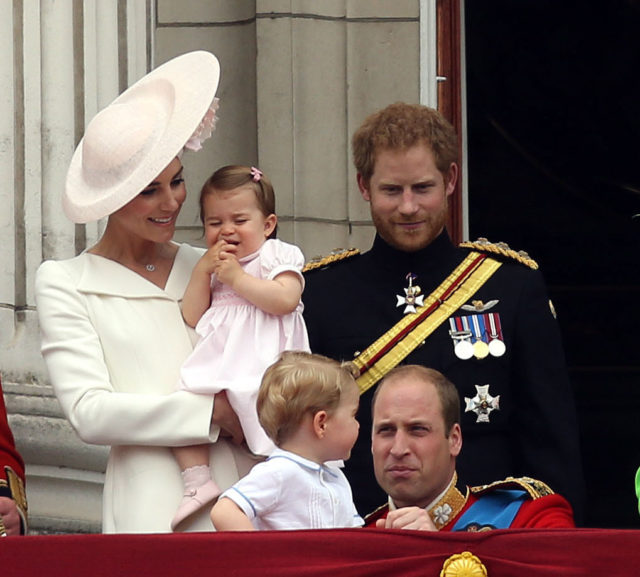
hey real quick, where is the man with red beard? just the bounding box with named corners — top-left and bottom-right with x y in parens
top-left (303, 102), bottom-right (584, 523)
top-left (366, 365), bottom-right (574, 530)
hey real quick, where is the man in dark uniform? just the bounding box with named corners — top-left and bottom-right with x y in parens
top-left (0, 377), bottom-right (28, 535)
top-left (302, 102), bottom-right (584, 522)
top-left (366, 365), bottom-right (574, 530)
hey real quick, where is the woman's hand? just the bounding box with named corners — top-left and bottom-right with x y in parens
top-left (211, 390), bottom-right (244, 445)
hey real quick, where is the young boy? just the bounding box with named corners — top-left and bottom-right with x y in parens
top-left (210, 351), bottom-right (363, 530)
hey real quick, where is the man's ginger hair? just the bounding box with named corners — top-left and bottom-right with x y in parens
top-left (352, 102), bottom-right (458, 185)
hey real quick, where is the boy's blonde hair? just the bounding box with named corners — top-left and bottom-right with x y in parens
top-left (258, 351), bottom-right (358, 446)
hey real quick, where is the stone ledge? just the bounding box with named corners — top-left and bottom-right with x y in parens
top-left (9, 413), bottom-right (108, 471)
top-left (26, 464), bottom-right (104, 534)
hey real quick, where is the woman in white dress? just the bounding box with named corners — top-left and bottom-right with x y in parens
top-left (35, 51), bottom-right (254, 533)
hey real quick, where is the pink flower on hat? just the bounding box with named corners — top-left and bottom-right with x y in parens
top-left (184, 97), bottom-right (220, 152)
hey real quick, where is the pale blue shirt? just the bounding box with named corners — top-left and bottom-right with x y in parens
top-left (219, 448), bottom-right (364, 530)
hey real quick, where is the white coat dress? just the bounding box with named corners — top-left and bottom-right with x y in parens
top-left (35, 243), bottom-right (255, 533)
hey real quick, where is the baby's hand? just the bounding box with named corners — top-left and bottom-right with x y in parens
top-left (199, 239), bottom-right (236, 275)
top-left (214, 247), bottom-right (243, 287)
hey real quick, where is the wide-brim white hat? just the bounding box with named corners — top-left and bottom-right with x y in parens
top-left (64, 50), bottom-right (220, 223)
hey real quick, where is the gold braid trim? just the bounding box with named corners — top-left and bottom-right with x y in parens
top-left (470, 476), bottom-right (554, 500)
top-left (363, 502), bottom-right (389, 525)
top-left (302, 248), bottom-right (360, 273)
top-left (5, 468), bottom-right (27, 515)
top-left (1, 467), bottom-right (28, 534)
top-left (426, 471), bottom-right (469, 530)
top-left (459, 237), bottom-right (539, 270)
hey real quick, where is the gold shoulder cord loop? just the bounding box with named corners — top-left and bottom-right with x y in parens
top-left (460, 237), bottom-right (539, 270)
top-left (303, 248), bottom-right (360, 273)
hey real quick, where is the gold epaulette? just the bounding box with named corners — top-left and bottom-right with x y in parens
top-left (302, 248), bottom-right (360, 273)
top-left (459, 238), bottom-right (539, 270)
top-left (470, 476), bottom-right (555, 500)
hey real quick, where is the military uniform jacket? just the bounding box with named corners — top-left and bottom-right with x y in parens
top-left (0, 378), bottom-right (27, 533)
top-left (303, 231), bottom-right (584, 521)
top-left (364, 476), bottom-right (575, 530)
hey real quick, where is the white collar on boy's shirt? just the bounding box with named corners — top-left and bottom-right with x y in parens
top-left (267, 448), bottom-right (344, 475)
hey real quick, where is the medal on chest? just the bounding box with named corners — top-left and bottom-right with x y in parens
top-left (485, 311), bottom-right (506, 357)
top-left (396, 273), bottom-right (424, 314)
top-left (449, 301), bottom-right (506, 360)
top-left (464, 384), bottom-right (501, 423)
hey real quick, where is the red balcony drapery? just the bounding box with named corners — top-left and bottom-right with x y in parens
top-left (4, 527), bottom-right (640, 575)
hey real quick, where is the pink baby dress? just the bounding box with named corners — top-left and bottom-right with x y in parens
top-left (178, 239), bottom-right (310, 455)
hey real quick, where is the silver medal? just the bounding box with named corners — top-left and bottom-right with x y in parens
top-left (486, 313), bottom-right (506, 357)
top-left (488, 338), bottom-right (506, 357)
top-left (455, 339), bottom-right (474, 360)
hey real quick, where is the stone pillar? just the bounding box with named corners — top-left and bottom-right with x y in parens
top-left (3, 0), bottom-right (150, 534)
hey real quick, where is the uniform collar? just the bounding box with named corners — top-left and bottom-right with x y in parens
top-left (368, 229), bottom-right (458, 274)
top-left (425, 471), bottom-right (469, 529)
top-left (388, 470), bottom-right (469, 530)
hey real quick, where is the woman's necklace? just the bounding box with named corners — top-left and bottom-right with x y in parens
top-left (89, 239), bottom-right (173, 276)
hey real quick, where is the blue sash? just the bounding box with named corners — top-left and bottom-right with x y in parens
top-left (452, 489), bottom-right (527, 531)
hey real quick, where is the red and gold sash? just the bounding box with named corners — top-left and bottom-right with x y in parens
top-left (353, 252), bottom-right (502, 394)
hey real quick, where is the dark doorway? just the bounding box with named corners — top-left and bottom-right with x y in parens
top-left (464, 0), bottom-right (640, 527)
